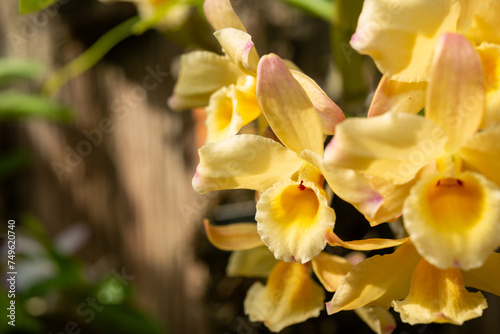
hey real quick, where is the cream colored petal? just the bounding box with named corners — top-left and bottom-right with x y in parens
top-left (290, 70), bottom-right (346, 135)
top-left (311, 252), bottom-right (353, 292)
top-left (459, 126), bottom-right (500, 186)
top-left (354, 307), bottom-right (397, 334)
top-left (233, 76), bottom-right (261, 124)
top-left (203, 219), bottom-right (263, 251)
top-left (168, 51), bottom-right (241, 110)
top-left (326, 242), bottom-right (420, 314)
top-left (474, 43), bottom-right (500, 128)
top-left (325, 230), bottom-right (409, 251)
top-left (351, 0), bottom-right (461, 82)
top-left (226, 246), bottom-right (279, 278)
top-left (456, 0), bottom-right (486, 31)
top-left (256, 179), bottom-right (335, 263)
top-left (462, 252), bottom-right (500, 296)
top-left (368, 76), bottom-right (426, 117)
top-left (363, 174), bottom-right (417, 226)
top-left (257, 54), bottom-right (324, 155)
top-left (301, 150), bottom-right (384, 220)
top-left (465, 0), bottom-right (500, 45)
top-left (392, 258), bottom-right (487, 325)
top-left (205, 86), bottom-right (243, 143)
top-left (244, 262), bottom-right (325, 332)
top-left (324, 112), bottom-right (447, 184)
top-left (203, 0), bottom-right (247, 32)
top-left (483, 87), bottom-right (500, 129)
top-left (403, 171), bottom-right (500, 270)
top-left (426, 33), bottom-right (485, 153)
top-left (214, 28), bottom-right (259, 76)
top-left (204, 82), bottom-right (261, 143)
top-left (193, 134), bottom-right (302, 193)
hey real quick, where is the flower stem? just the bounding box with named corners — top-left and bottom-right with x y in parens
top-left (43, 16), bottom-right (140, 96)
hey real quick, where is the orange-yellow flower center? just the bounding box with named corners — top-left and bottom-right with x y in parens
top-left (277, 184), bottom-right (319, 228)
top-left (425, 176), bottom-right (484, 232)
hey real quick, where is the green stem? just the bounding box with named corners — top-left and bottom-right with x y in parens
top-left (277, 0), bottom-right (335, 22)
top-left (43, 16), bottom-right (140, 96)
top-left (330, 0), bottom-right (366, 115)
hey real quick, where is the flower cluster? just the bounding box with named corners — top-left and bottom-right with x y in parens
top-left (170, 0), bottom-right (500, 332)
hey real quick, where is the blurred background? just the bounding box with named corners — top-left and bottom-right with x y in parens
top-left (0, 0), bottom-right (499, 333)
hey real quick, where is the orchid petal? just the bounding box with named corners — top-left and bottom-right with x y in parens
top-left (256, 179), bottom-right (335, 263)
top-left (326, 243), bottom-right (420, 314)
top-left (290, 70), bottom-right (345, 135)
top-left (214, 28), bottom-right (259, 76)
top-left (368, 75), bottom-right (426, 117)
top-left (392, 258), bottom-right (487, 325)
top-left (325, 230), bottom-right (409, 251)
top-left (459, 124), bottom-right (500, 187)
top-left (203, 0), bottom-right (247, 32)
top-left (203, 219), bottom-right (263, 251)
top-left (311, 252), bottom-right (353, 292)
top-left (363, 174), bottom-right (417, 226)
top-left (226, 246), bottom-right (279, 278)
top-left (301, 150), bottom-right (384, 220)
top-left (426, 33), bottom-right (485, 153)
top-left (403, 171), bottom-right (500, 270)
top-left (205, 79), bottom-right (261, 143)
top-left (205, 86), bottom-right (243, 143)
top-left (476, 42), bottom-right (500, 108)
top-left (465, 0), bottom-right (500, 45)
top-left (324, 112), bottom-right (447, 184)
top-left (483, 87), bottom-right (500, 129)
top-left (193, 134), bottom-right (302, 193)
top-left (257, 54), bottom-right (324, 155)
top-left (462, 252), bottom-right (500, 296)
top-left (168, 51), bottom-right (240, 110)
top-left (354, 307), bottom-right (397, 334)
top-left (244, 262), bottom-right (325, 332)
top-left (351, 0), bottom-right (460, 81)
top-left (232, 76), bottom-right (262, 124)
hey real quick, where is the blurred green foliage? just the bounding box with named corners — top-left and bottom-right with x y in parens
top-left (0, 216), bottom-right (164, 334)
top-left (18, 0), bottom-right (58, 14)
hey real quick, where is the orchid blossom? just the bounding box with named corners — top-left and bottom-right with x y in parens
top-left (193, 53), bottom-right (383, 264)
top-left (353, 0), bottom-right (500, 127)
top-left (204, 220), bottom-right (396, 334)
top-left (325, 33), bottom-right (500, 271)
top-left (325, 231), bottom-right (500, 326)
top-left (169, 0), bottom-right (343, 143)
top-left (167, 0), bottom-right (261, 142)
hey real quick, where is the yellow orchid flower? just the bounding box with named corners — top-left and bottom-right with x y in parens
top-left (324, 33), bottom-right (500, 271)
top-left (353, 0), bottom-right (500, 125)
top-left (325, 234), bottom-right (500, 326)
top-left (203, 219), bottom-right (323, 332)
top-left (204, 220), bottom-right (396, 334)
top-left (168, 0), bottom-right (343, 143)
top-left (194, 53), bottom-right (379, 264)
top-left (167, 0), bottom-right (261, 143)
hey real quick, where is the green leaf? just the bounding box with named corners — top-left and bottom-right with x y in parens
top-left (275, 0), bottom-right (334, 22)
top-left (0, 92), bottom-right (72, 122)
top-left (19, 0), bottom-right (58, 14)
top-left (330, 0), bottom-right (367, 115)
top-left (0, 58), bottom-right (45, 85)
top-left (0, 150), bottom-right (30, 180)
top-left (90, 305), bottom-right (164, 334)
